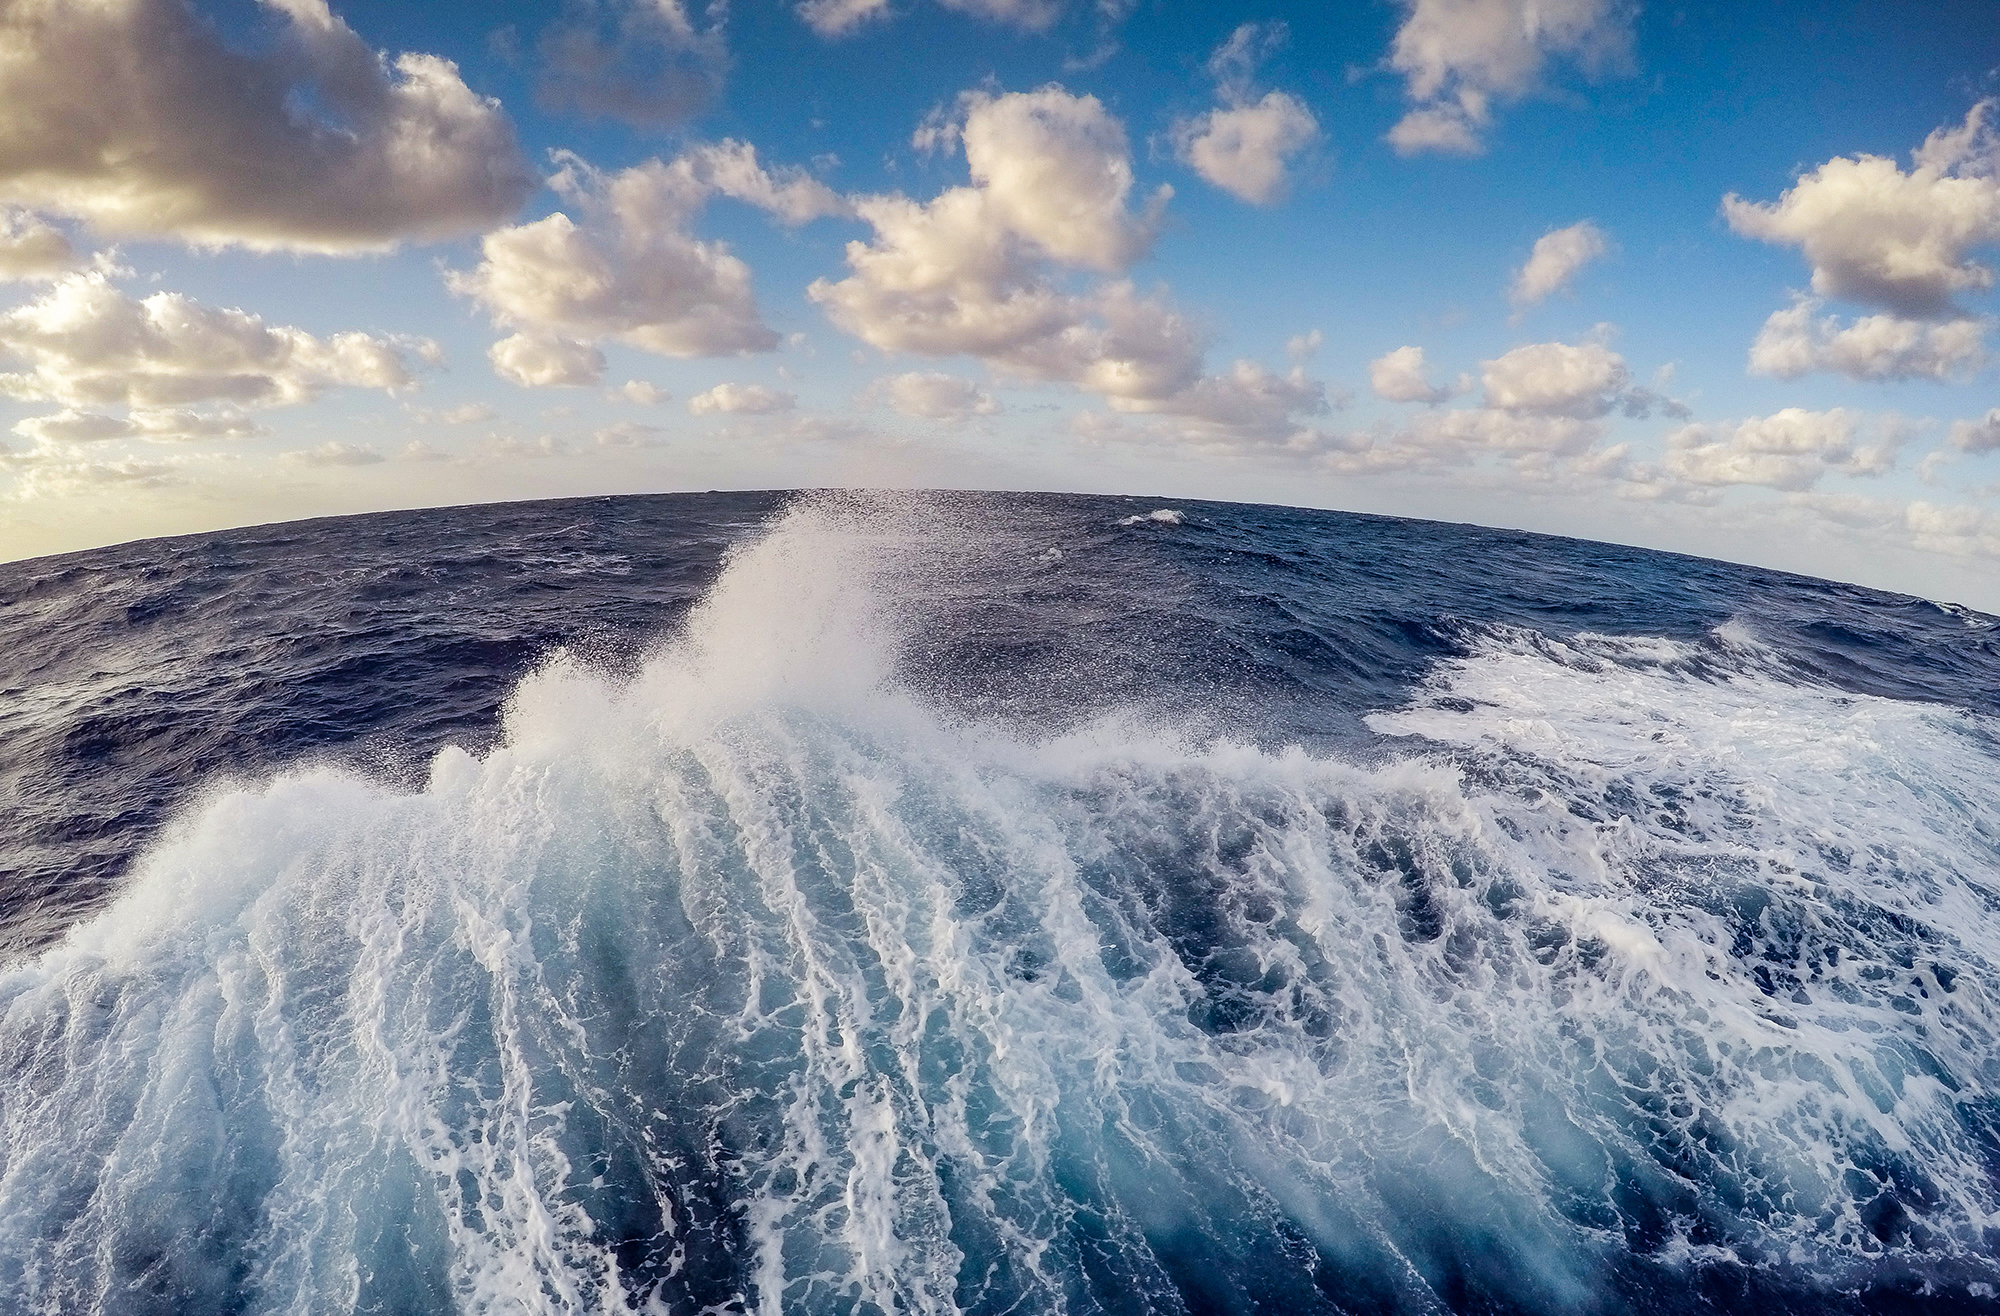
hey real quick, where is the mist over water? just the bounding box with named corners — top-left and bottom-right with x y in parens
top-left (1, 492), bottom-right (1997, 1314)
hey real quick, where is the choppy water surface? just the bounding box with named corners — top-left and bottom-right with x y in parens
top-left (1, 490), bottom-right (1997, 1315)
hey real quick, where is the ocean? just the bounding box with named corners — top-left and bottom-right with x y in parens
top-left (0, 489), bottom-right (1995, 1315)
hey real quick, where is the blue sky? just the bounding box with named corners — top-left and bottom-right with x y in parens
top-left (2, 0), bottom-right (1998, 606)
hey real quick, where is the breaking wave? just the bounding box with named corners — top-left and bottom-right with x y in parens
top-left (2, 497), bottom-right (1996, 1314)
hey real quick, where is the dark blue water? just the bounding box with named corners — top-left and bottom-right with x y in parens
top-left (2, 490), bottom-right (1997, 1314)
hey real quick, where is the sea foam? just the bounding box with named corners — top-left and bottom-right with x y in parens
top-left (1, 497), bottom-right (1995, 1314)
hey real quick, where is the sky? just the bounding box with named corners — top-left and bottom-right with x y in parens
top-left (2, 0), bottom-right (1999, 607)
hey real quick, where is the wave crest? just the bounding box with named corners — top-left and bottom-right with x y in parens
top-left (3, 501), bottom-right (1997, 1314)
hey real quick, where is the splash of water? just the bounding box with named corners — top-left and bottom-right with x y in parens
top-left (1, 497), bottom-right (1996, 1314)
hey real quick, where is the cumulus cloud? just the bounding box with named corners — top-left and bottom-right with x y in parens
top-left (488, 333), bottom-right (606, 388)
top-left (1175, 94), bottom-right (1319, 206)
top-left (1481, 339), bottom-right (1629, 417)
top-left (1511, 220), bottom-right (1608, 308)
top-left (0, 207), bottom-right (77, 280)
top-left (537, 0), bottom-right (729, 130)
top-left (1724, 104), bottom-right (2000, 380)
top-left (873, 371), bottom-right (998, 420)
top-left (0, 0), bottom-right (533, 252)
top-left (1747, 296), bottom-right (1987, 381)
top-left (1905, 500), bottom-right (2000, 558)
top-left (0, 272), bottom-right (430, 420)
top-left (451, 144), bottom-right (847, 384)
top-left (689, 381), bottom-right (795, 413)
top-left (1345, 338), bottom-right (1678, 471)
top-left (1663, 407), bottom-right (1895, 491)
top-left (1369, 345), bottom-right (1453, 403)
top-left (1172, 24), bottom-right (1318, 206)
top-left (1385, 0), bottom-right (1635, 156)
top-left (813, 86), bottom-right (1331, 449)
top-left (1724, 101), bottom-right (2000, 320)
top-left (812, 87), bottom-right (1166, 362)
top-left (1950, 407), bottom-right (2000, 453)
top-left (617, 379), bottom-right (670, 404)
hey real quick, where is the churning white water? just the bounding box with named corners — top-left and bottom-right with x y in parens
top-left (1, 499), bottom-right (1995, 1314)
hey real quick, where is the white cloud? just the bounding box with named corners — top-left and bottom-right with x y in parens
top-left (810, 88), bottom-right (1166, 362)
top-left (10, 410), bottom-right (137, 445)
top-left (483, 435), bottom-right (569, 460)
top-left (1950, 408), bottom-right (2000, 452)
top-left (406, 400), bottom-right (499, 424)
top-left (0, 208), bottom-right (77, 281)
top-left (11, 407), bottom-right (262, 445)
top-left (811, 86), bottom-right (1331, 450)
top-left (450, 144), bottom-right (847, 382)
top-left (689, 381), bottom-right (795, 414)
top-left (1172, 24), bottom-right (1318, 206)
top-left (701, 412), bottom-right (870, 446)
top-left (0, 272), bottom-right (428, 415)
top-left (537, 0), bottom-right (729, 130)
top-left (950, 87), bottom-right (1163, 270)
top-left (797, 0), bottom-right (892, 35)
top-left (1385, 0), bottom-right (1635, 156)
top-left (873, 371), bottom-right (998, 420)
top-left (1174, 93), bottom-right (1319, 206)
top-left (939, 0), bottom-right (1063, 30)
top-left (1663, 407), bottom-right (1892, 491)
top-left (1511, 220), bottom-right (1608, 307)
top-left (1384, 107), bottom-right (1484, 156)
top-left (1088, 387), bottom-right (1653, 479)
top-left (285, 440), bottom-right (386, 467)
top-left (3, 451), bottom-right (196, 498)
top-left (1369, 345), bottom-right (1453, 403)
top-left (593, 419), bottom-right (665, 448)
top-left (1906, 500), bottom-right (2000, 558)
top-left (1724, 101), bottom-right (2000, 320)
top-left (821, 88), bottom-right (1165, 349)
top-left (1481, 339), bottom-right (1629, 417)
top-left (1796, 491), bottom-right (2000, 561)
top-left (489, 333), bottom-right (606, 388)
top-left (691, 141), bottom-right (853, 226)
top-left (1014, 280), bottom-right (1204, 402)
top-left (1396, 404), bottom-right (1603, 459)
top-left (0, 0), bottom-right (532, 253)
top-left (1107, 358), bottom-right (1331, 450)
top-left (618, 379), bottom-right (670, 404)
top-left (437, 402), bottom-right (498, 425)
top-left (1747, 297), bottom-right (1987, 381)
top-left (1204, 20), bottom-right (1286, 102)
top-left (797, 0), bottom-right (1066, 37)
